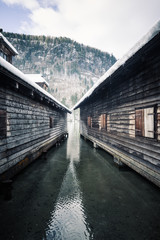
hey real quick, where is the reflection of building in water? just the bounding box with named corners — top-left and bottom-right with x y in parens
top-left (67, 119), bottom-right (80, 162)
top-left (45, 121), bottom-right (90, 240)
top-left (67, 109), bottom-right (80, 122)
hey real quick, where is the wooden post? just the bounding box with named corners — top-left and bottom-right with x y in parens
top-left (113, 156), bottom-right (124, 167)
top-left (93, 142), bottom-right (98, 148)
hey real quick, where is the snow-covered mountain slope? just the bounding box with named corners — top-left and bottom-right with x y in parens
top-left (4, 32), bottom-right (117, 107)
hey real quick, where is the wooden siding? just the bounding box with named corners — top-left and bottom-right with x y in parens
top-left (79, 39), bottom-right (160, 187)
top-left (0, 87), bottom-right (67, 178)
top-left (158, 107), bottom-right (160, 141)
top-left (0, 44), bottom-right (13, 63)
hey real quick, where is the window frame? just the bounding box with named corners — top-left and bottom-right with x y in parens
top-left (135, 106), bottom-right (156, 139)
top-left (100, 113), bottom-right (107, 130)
top-left (87, 116), bottom-right (92, 128)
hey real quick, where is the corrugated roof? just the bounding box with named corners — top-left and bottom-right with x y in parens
top-left (0, 33), bottom-right (18, 55)
top-left (0, 56), bottom-right (71, 113)
top-left (73, 20), bottom-right (160, 110)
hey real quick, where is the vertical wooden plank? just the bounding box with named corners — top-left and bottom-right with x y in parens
top-left (135, 109), bottom-right (144, 136)
top-left (101, 114), bottom-right (103, 129)
top-left (87, 116), bottom-right (92, 128)
top-left (105, 114), bottom-right (107, 130)
top-left (107, 114), bottom-right (110, 132)
top-left (90, 117), bottom-right (92, 128)
top-left (129, 113), bottom-right (135, 137)
top-left (99, 115), bottom-right (102, 130)
top-left (157, 107), bottom-right (160, 141)
top-left (144, 107), bottom-right (154, 138)
top-left (87, 116), bottom-right (90, 127)
top-left (103, 114), bottom-right (107, 130)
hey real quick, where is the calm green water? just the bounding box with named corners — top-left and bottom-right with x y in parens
top-left (0, 121), bottom-right (160, 240)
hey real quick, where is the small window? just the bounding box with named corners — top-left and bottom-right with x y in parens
top-left (2, 53), bottom-right (7, 60)
top-left (135, 107), bottom-right (154, 138)
top-left (0, 110), bottom-right (7, 138)
top-left (87, 116), bottom-right (92, 128)
top-left (50, 117), bottom-right (54, 128)
top-left (100, 114), bottom-right (107, 130)
top-left (6, 55), bottom-right (12, 63)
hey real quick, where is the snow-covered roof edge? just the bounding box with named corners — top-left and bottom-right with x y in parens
top-left (0, 57), bottom-right (71, 113)
top-left (25, 74), bottom-right (49, 87)
top-left (73, 20), bottom-right (160, 110)
top-left (0, 33), bottom-right (18, 55)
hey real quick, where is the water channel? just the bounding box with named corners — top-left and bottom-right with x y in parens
top-left (0, 120), bottom-right (160, 240)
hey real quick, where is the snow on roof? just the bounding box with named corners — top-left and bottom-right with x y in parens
top-left (0, 56), bottom-right (71, 113)
top-left (25, 74), bottom-right (49, 87)
top-left (73, 20), bottom-right (160, 110)
top-left (0, 33), bottom-right (18, 55)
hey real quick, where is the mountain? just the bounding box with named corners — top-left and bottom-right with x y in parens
top-left (3, 32), bottom-right (117, 108)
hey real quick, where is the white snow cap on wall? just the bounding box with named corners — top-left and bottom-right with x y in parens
top-left (0, 32), bottom-right (18, 55)
top-left (25, 74), bottom-right (49, 87)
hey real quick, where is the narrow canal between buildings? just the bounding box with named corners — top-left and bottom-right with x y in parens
top-left (0, 120), bottom-right (160, 240)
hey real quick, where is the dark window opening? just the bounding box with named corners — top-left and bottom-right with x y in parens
top-left (50, 117), bottom-right (54, 128)
top-left (0, 110), bottom-right (7, 138)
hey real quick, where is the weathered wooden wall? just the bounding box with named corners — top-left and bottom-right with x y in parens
top-left (0, 86), bottom-right (67, 179)
top-left (79, 35), bottom-right (160, 187)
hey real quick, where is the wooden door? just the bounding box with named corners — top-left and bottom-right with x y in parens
top-left (135, 109), bottom-right (144, 136)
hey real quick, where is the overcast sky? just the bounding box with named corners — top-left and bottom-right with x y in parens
top-left (0, 0), bottom-right (160, 59)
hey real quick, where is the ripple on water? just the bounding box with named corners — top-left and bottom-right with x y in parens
top-left (44, 164), bottom-right (90, 240)
top-left (45, 195), bottom-right (90, 240)
top-left (44, 122), bottom-right (91, 240)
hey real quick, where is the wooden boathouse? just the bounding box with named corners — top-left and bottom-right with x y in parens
top-left (0, 30), bottom-right (18, 63)
top-left (0, 32), bottom-right (70, 180)
top-left (73, 21), bottom-right (160, 187)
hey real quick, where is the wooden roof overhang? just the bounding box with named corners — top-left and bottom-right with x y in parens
top-left (0, 33), bottom-right (18, 56)
top-left (0, 58), bottom-right (71, 114)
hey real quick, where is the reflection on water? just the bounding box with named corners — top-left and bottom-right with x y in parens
top-left (44, 120), bottom-right (90, 240)
top-left (67, 118), bottom-right (80, 161)
top-left (0, 114), bottom-right (160, 240)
